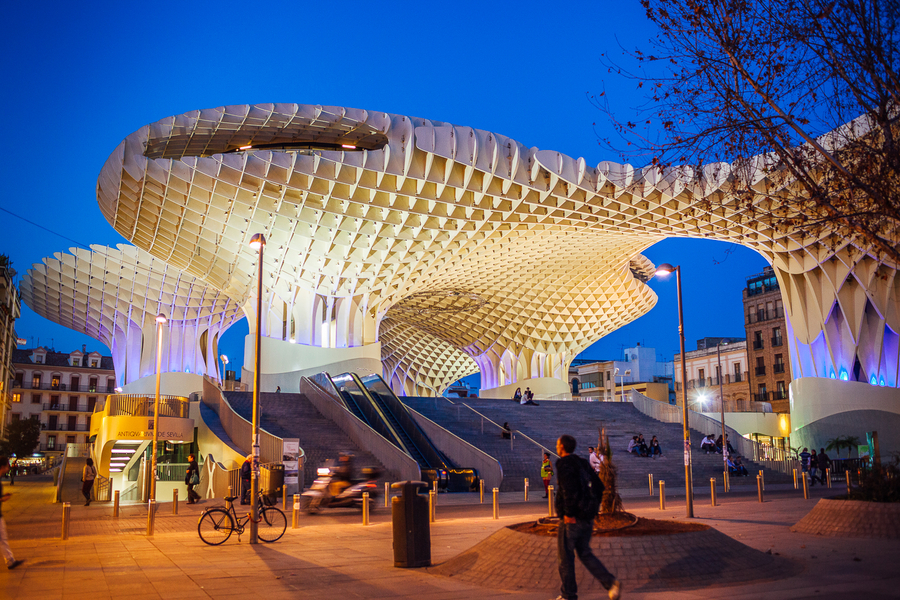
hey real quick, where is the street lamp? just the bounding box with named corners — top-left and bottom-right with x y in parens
top-left (655, 262), bottom-right (694, 518)
top-left (614, 367), bottom-right (632, 402)
top-left (717, 340), bottom-right (729, 489)
top-left (150, 312), bottom-right (167, 502)
top-left (219, 354), bottom-right (229, 386)
top-left (248, 233), bottom-right (266, 544)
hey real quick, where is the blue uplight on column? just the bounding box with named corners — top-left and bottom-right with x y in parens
top-left (839, 369), bottom-right (848, 381)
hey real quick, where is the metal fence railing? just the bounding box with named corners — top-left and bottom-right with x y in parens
top-left (101, 394), bottom-right (190, 418)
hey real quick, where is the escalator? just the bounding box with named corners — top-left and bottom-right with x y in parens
top-left (326, 372), bottom-right (477, 491)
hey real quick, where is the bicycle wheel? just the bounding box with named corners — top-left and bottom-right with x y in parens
top-left (198, 508), bottom-right (235, 545)
top-left (258, 506), bottom-right (287, 542)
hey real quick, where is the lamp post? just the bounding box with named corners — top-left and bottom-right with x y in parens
top-left (150, 313), bottom-right (167, 502)
top-left (219, 354), bottom-right (229, 387)
top-left (248, 233), bottom-right (266, 544)
top-left (717, 340), bottom-right (728, 485)
top-left (655, 263), bottom-right (693, 518)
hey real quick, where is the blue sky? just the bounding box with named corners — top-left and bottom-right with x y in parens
top-left (0, 1), bottom-right (768, 376)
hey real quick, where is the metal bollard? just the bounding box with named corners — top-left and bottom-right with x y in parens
top-left (292, 494), bottom-right (300, 529)
top-left (492, 488), bottom-right (499, 520)
top-left (802, 473), bottom-right (809, 499)
top-left (793, 469), bottom-right (798, 489)
top-left (147, 499), bottom-right (156, 536)
top-left (760, 469), bottom-right (765, 491)
top-left (846, 470), bottom-right (851, 495)
top-left (547, 485), bottom-right (554, 517)
top-left (385, 482), bottom-right (390, 508)
top-left (710, 478), bottom-right (717, 507)
top-left (649, 473), bottom-right (654, 496)
top-left (480, 479), bottom-right (484, 504)
top-left (826, 468), bottom-right (832, 488)
top-left (659, 481), bottom-right (666, 510)
top-left (282, 483), bottom-right (287, 507)
top-left (173, 489), bottom-right (179, 514)
top-left (362, 492), bottom-right (370, 526)
top-left (757, 474), bottom-right (764, 503)
top-left (524, 478), bottom-right (529, 501)
top-left (429, 490), bottom-right (436, 523)
top-left (61, 502), bottom-right (71, 540)
top-left (113, 490), bottom-right (120, 518)
top-left (723, 470), bottom-right (729, 493)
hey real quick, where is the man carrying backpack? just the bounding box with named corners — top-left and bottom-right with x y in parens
top-left (553, 434), bottom-right (621, 600)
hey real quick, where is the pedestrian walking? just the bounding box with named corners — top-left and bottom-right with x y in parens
top-left (8, 459), bottom-right (15, 486)
top-left (185, 454), bottom-right (201, 504)
top-left (82, 458), bottom-right (97, 506)
top-left (553, 434), bottom-right (621, 600)
top-left (0, 457), bottom-right (22, 570)
top-left (541, 452), bottom-right (554, 497)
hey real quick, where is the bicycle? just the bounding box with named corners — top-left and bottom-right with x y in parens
top-left (197, 494), bottom-right (287, 545)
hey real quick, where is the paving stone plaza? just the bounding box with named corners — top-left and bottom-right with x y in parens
top-left (1, 475), bottom-right (897, 599)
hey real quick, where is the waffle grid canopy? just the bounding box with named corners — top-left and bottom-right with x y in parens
top-left (22, 104), bottom-right (900, 395)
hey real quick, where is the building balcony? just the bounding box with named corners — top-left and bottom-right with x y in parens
top-left (746, 307), bottom-right (785, 323)
top-left (771, 336), bottom-right (783, 347)
top-left (773, 388), bottom-right (788, 400)
top-left (42, 403), bottom-right (95, 412)
top-left (755, 366), bottom-right (767, 376)
top-left (774, 363), bottom-right (786, 374)
top-left (753, 392), bottom-right (770, 402)
top-left (13, 382), bottom-right (115, 393)
top-left (41, 422), bottom-right (89, 432)
top-left (752, 340), bottom-right (764, 350)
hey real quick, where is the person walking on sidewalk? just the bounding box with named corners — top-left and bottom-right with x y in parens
top-left (541, 452), bottom-right (554, 497)
top-left (553, 434), bottom-right (621, 600)
top-left (185, 454), bottom-right (201, 504)
top-left (0, 457), bottom-right (23, 570)
top-left (82, 458), bottom-right (97, 506)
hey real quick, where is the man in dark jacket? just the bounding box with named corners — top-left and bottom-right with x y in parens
top-left (240, 455), bottom-right (252, 505)
top-left (553, 434), bottom-right (621, 600)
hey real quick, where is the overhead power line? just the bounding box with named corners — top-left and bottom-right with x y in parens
top-left (0, 205), bottom-right (90, 249)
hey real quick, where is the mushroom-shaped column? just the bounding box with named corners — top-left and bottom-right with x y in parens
top-left (20, 245), bottom-right (244, 386)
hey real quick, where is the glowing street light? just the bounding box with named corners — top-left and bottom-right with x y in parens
top-left (150, 312), bottom-right (167, 502)
top-left (248, 233), bottom-right (266, 544)
top-left (655, 262), bottom-right (694, 518)
top-left (219, 354), bottom-right (229, 385)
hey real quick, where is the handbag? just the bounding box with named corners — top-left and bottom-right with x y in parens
top-left (190, 472), bottom-right (200, 485)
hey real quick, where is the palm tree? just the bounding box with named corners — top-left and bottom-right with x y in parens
top-left (826, 435), bottom-right (861, 458)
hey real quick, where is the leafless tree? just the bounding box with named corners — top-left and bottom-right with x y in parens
top-left (597, 0), bottom-right (900, 262)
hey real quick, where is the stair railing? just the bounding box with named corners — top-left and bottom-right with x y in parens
top-left (459, 402), bottom-right (559, 458)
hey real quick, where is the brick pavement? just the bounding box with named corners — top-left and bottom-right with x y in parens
top-left (0, 475), bottom-right (898, 599)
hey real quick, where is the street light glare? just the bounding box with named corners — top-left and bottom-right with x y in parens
top-left (156, 313), bottom-right (167, 324)
top-left (249, 233), bottom-right (266, 250)
top-left (655, 263), bottom-right (676, 277)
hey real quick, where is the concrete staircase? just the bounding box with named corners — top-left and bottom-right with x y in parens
top-left (401, 397), bottom-right (791, 492)
top-left (223, 392), bottom-right (397, 488)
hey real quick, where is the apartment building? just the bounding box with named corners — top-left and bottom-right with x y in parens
top-left (743, 267), bottom-right (792, 413)
top-left (575, 344), bottom-right (674, 403)
top-left (674, 337), bottom-right (752, 410)
top-left (9, 347), bottom-right (116, 457)
top-left (0, 258), bottom-right (21, 437)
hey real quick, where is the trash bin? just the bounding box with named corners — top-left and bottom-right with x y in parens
top-left (391, 481), bottom-right (431, 567)
top-left (260, 464), bottom-right (285, 504)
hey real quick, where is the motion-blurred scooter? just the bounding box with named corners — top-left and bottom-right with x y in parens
top-left (300, 460), bottom-right (381, 513)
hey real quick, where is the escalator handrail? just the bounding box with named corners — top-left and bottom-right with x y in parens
top-left (334, 373), bottom-right (417, 461)
top-left (359, 375), bottom-right (454, 470)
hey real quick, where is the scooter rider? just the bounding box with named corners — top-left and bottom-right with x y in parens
top-left (330, 453), bottom-right (354, 497)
